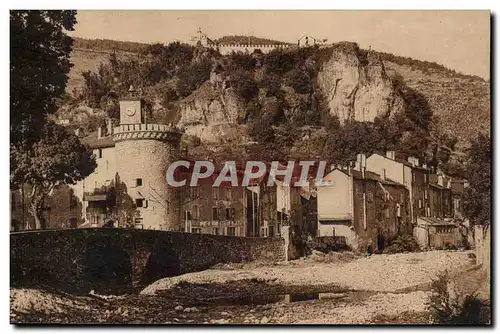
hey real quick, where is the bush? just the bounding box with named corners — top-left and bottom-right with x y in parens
top-left (284, 69), bottom-right (312, 94)
top-left (176, 58), bottom-right (212, 98)
top-left (385, 234), bottom-right (421, 254)
top-left (428, 272), bottom-right (490, 324)
top-left (230, 71), bottom-right (259, 101)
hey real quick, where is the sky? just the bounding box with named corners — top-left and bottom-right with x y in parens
top-left (69, 10), bottom-right (491, 79)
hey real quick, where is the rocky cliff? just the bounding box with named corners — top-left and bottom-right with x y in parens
top-left (316, 46), bottom-right (404, 123)
top-left (65, 39), bottom-right (489, 149)
top-left (172, 44), bottom-right (406, 143)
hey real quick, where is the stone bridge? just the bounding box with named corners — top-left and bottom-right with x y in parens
top-left (10, 228), bottom-right (285, 295)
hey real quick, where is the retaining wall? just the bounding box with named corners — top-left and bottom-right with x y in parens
top-left (10, 228), bottom-right (285, 294)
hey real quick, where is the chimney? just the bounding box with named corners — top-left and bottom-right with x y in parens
top-left (438, 175), bottom-right (444, 187)
top-left (386, 151), bottom-right (395, 160)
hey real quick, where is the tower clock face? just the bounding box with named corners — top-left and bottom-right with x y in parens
top-left (126, 107), bottom-right (136, 116)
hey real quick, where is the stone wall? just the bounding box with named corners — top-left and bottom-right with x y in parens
top-left (475, 225), bottom-right (491, 275)
top-left (10, 228), bottom-right (285, 295)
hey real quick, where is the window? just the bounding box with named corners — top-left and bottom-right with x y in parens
top-left (225, 208), bottom-right (231, 220)
top-left (226, 187), bottom-right (232, 200)
top-left (396, 203), bottom-right (401, 217)
top-left (136, 178), bottom-right (143, 187)
top-left (190, 187), bottom-right (198, 199)
top-left (213, 227), bottom-right (219, 235)
top-left (418, 199), bottom-right (423, 209)
top-left (134, 218), bottom-right (143, 229)
top-left (69, 194), bottom-right (77, 209)
top-left (269, 225), bottom-right (275, 237)
top-left (385, 208), bottom-right (390, 219)
top-left (212, 207), bottom-right (218, 220)
top-left (227, 227), bottom-right (236, 236)
top-left (192, 205), bottom-right (199, 219)
top-left (231, 208), bottom-right (236, 220)
top-left (212, 187), bottom-right (219, 200)
top-left (185, 210), bottom-right (192, 220)
top-left (400, 193), bottom-right (404, 203)
top-left (424, 190), bottom-right (428, 200)
top-left (218, 207), bottom-right (223, 220)
top-left (192, 228), bottom-right (202, 234)
top-left (377, 212), bottom-right (383, 221)
top-left (424, 174), bottom-right (428, 183)
top-left (136, 198), bottom-right (146, 208)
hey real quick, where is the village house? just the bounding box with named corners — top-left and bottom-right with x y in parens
top-left (316, 154), bottom-right (411, 252)
top-left (248, 162), bottom-right (318, 238)
top-left (414, 217), bottom-right (463, 250)
top-left (428, 174), bottom-right (453, 219)
top-left (451, 179), bottom-right (469, 219)
top-left (178, 167), bottom-right (247, 237)
top-left (365, 151), bottom-right (434, 224)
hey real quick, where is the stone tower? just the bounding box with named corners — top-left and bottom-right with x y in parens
top-left (112, 89), bottom-right (182, 230)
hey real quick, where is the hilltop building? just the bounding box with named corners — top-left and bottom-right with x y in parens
top-left (193, 29), bottom-right (325, 55)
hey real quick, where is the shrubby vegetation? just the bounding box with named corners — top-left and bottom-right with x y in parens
top-left (369, 49), bottom-right (486, 81)
top-left (73, 37), bottom-right (148, 53)
top-left (216, 35), bottom-right (292, 45)
top-left (461, 134), bottom-right (491, 227)
top-left (427, 272), bottom-right (490, 324)
top-left (385, 234), bottom-right (421, 254)
top-left (71, 38), bottom-right (461, 171)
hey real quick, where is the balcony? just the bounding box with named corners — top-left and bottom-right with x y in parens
top-left (83, 186), bottom-right (113, 202)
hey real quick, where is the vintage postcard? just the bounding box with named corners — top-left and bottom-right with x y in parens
top-left (9, 10), bottom-right (491, 325)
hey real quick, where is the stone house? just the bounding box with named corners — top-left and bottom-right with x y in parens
top-left (414, 217), bottom-right (462, 249)
top-left (428, 174), bottom-right (453, 219)
top-left (316, 160), bottom-right (411, 252)
top-left (366, 151), bottom-right (433, 224)
top-left (451, 179), bottom-right (469, 219)
top-left (175, 160), bottom-right (247, 237)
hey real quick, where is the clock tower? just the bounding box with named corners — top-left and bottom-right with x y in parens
top-left (119, 87), bottom-right (143, 124)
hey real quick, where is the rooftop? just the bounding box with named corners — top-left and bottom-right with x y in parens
top-left (81, 131), bottom-right (115, 149)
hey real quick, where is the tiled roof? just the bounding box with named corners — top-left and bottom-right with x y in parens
top-left (352, 170), bottom-right (404, 187)
top-left (417, 217), bottom-right (458, 226)
top-left (81, 131), bottom-right (115, 149)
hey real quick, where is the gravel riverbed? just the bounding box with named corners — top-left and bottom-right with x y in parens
top-left (11, 250), bottom-right (477, 324)
top-left (141, 250), bottom-right (474, 295)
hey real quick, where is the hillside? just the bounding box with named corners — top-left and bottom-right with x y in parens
top-left (64, 37), bottom-right (490, 154)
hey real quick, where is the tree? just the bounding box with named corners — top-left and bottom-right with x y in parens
top-left (461, 134), bottom-right (491, 226)
top-left (107, 174), bottom-right (140, 227)
top-left (284, 69), bottom-right (312, 94)
top-left (10, 10), bottom-right (77, 145)
top-left (176, 57), bottom-right (212, 98)
top-left (10, 122), bottom-right (96, 229)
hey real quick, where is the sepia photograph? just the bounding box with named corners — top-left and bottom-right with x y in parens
top-left (9, 9), bottom-right (491, 325)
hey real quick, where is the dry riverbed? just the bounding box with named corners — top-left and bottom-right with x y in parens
top-left (11, 250), bottom-right (477, 324)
